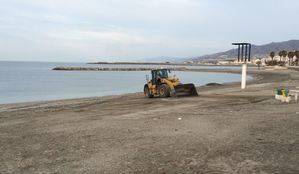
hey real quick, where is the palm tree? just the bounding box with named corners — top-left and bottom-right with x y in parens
top-left (270, 52), bottom-right (275, 61)
top-left (294, 50), bottom-right (299, 66)
top-left (256, 58), bottom-right (262, 69)
top-left (278, 51), bottom-right (283, 61)
top-left (281, 50), bottom-right (288, 62)
top-left (287, 51), bottom-right (295, 66)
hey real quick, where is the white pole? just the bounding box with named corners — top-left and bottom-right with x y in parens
top-left (241, 63), bottom-right (247, 89)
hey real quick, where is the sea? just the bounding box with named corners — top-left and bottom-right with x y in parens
top-left (0, 61), bottom-right (246, 104)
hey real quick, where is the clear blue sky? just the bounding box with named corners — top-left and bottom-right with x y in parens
top-left (0, 0), bottom-right (298, 62)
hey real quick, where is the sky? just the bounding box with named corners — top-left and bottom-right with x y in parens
top-left (0, 0), bottom-right (298, 62)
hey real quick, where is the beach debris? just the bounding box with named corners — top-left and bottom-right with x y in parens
top-left (178, 117), bottom-right (182, 120)
top-left (275, 88), bottom-right (291, 103)
top-left (289, 90), bottom-right (299, 102)
top-left (206, 83), bottom-right (222, 86)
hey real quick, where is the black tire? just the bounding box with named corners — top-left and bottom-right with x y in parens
top-left (158, 84), bottom-right (170, 98)
top-left (144, 85), bottom-right (154, 98)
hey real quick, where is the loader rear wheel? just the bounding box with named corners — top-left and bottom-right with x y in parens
top-left (158, 84), bottom-right (170, 98)
top-left (144, 86), bottom-right (154, 98)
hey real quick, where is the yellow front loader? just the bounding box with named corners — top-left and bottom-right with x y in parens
top-left (143, 69), bottom-right (198, 98)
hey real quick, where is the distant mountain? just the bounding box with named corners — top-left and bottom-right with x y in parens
top-left (191, 40), bottom-right (299, 62)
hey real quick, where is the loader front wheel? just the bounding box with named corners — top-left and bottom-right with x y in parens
top-left (158, 84), bottom-right (170, 98)
top-left (144, 85), bottom-right (154, 98)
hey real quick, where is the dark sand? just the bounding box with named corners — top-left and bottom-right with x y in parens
top-left (0, 68), bottom-right (298, 174)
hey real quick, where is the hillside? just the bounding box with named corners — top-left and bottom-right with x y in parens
top-left (191, 40), bottom-right (299, 62)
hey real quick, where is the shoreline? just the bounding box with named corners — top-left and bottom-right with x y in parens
top-left (0, 68), bottom-right (284, 112)
top-left (0, 69), bottom-right (250, 109)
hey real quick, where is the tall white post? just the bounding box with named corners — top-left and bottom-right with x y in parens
top-left (241, 63), bottom-right (247, 89)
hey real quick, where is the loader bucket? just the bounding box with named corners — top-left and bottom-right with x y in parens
top-left (174, 83), bottom-right (198, 97)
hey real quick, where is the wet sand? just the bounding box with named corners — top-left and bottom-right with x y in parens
top-left (0, 68), bottom-right (298, 173)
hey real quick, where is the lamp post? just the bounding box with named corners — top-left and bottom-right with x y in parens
top-left (232, 43), bottom-right (252, 89)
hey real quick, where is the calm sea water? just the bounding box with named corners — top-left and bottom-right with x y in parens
top-left (0, 61), bottom-right (244, 104)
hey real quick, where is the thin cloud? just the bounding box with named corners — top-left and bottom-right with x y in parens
top-left (0, 0), bottom-right (298, 62)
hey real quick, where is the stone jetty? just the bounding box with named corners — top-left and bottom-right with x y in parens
top-left (52, 67), bottom-right (189, 71)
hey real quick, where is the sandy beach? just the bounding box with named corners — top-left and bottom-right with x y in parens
top-left (1, 68), bottom-right (298, 173)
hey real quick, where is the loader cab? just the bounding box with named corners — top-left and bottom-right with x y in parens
top-left (151, 69), bottom-right (170, 85)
